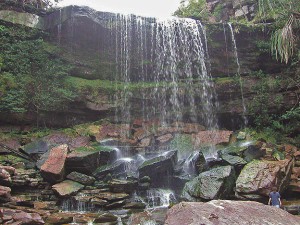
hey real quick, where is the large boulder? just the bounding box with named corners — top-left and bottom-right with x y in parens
top-left (182, 165), bottom-right (236, 201)
top-left (0, 165), bottom-right (15, 186)
top-left (138, 151), bottom-right (177, 186)
top-left (52, 180), bottom-right (84, 197)
top-left (165, 200), bottom-right (300, 225)
top-left (24, 139), bottom-right (49, 156)
top-left (93, 160), bottom-right (127, 179)
top-left (221, 154), bottom-right (247, 167)
top-left (0, 185), bottom-right (11, 202)
top-left (108, 179), bottom-right (138, 193)
top-left (40, 144), bottom-right (68, 183)
top-left (65, 150), bottom-right (100, 175)
top-left (66, 171), bottom-right (95, 185)
top-left (236, 158), bottom-right (294, 199)
top-left (243, 142), bottom-right (266, 162)
top-left (192, 130), bottom-right (233, 146)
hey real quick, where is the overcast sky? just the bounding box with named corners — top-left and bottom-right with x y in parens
top-left (57, 0), bottom-right (182, 18)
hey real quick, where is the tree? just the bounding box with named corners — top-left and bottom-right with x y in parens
top-left (257, 0), bottom-right (300, 63)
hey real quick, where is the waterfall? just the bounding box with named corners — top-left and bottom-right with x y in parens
top-left (57, 9), bottom-right (62, 45)
top-left (145, 189), bottom-right (176, 208)
top-left (228, 23), bottom-right (248, 126)
top-left (112, 15), bottom-right (218, 131)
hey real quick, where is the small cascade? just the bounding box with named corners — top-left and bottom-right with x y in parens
top-left (57, 9), bottom-right (62, 45)
top-left (183, 151), bottom-right (199, 176)
top-left (145, 189), bottom-right (176, 208)
top-left (116, 157), bottom-right (138, 175)
top-left (228, 23), bottom-right (248, 126)
top-left (61, 197), bottom-right (95, 212)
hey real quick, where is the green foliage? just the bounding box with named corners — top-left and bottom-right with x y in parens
top-left (0, 22), bottom-right (76, 120)
top-left (257, 0), bottom-right (300, 63)
top-left (248, 73), bottom-right (283, 128)
top-left (170, 134), bottom-right (194, 158)
top-left (173, 0), bottom-right (211, 21)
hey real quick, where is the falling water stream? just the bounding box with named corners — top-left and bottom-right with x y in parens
top-left (228, 23), bottom-right (248, 126)
top-left (112, 15), bottom-right (218, 131)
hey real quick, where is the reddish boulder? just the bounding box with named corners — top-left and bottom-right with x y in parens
top-left (40, 144), bottom-right (68, 183)
top-left (192, 130), bottom-right (233, 146)
top-left (12, 211), bottom-right (44, 225)
top-left (0, 185), bottom-right (11, 202)
top-left (0, 167), bottom-right (13, 185)
top-left (156, 134), bottom-right (173, 144)
top-left (165, 201), bottom-right (300, 225)
top-left (236, 158), bottom-right (294, 198)
top-left (0, 209), bottom-right (44, 225)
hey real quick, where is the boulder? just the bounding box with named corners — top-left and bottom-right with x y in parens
top-left (108, 179), bottom-right (138, 193)
top-left (93, 160), bottom-right (127, 179)
top-left (40, 144), bottom-right (68, 183)
top-left (138, 151), bottom-right (177, 186)
top-left (182, 166), bottom-right (236, 201)
top-left (236, 131), bottom-right (246, 140)
top-left (45, 213), bottom-right (74, 224)
top-left (96, 192), bottom-right (129, 202)
top-left (52, 180), bottom-right (84, 197)
top-left (93, 213), bottom-right (118, 223)
top-left (68, 136), bottom-right (91, 151)
top-left (24, 139), bottom-right (49, 156)
top-left (156, 133), bottom-right (173, 144)
top-left (12, 211), bottom-right (45, 225)
top-left (0, 167), bottom-right (13, 186)
top-left (236, 158), bottom-right (294, 199)
top-left (66, 150), bottom-right (100, 174)
top-left (123, 202), bottom-right (146, 210)
top-left (0, 185), bottom-right (11, 202)
top-left (165, 200), bottom-right (300, 225)
top-left (66, 172), bottom-right (95, 185)
top-left (243, 142), bottom-right (265, 162)
top-left (128, 211), bottom-right (155, 225)
top-left (192, 130), bottom-right (233, 147)
top-left (221, 154), bottom-right (247, 166)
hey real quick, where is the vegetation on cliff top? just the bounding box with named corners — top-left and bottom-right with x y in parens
top-left (0, 22), bottom-right (76, 122)
top-left (174, 0), bottom-right (300, 64)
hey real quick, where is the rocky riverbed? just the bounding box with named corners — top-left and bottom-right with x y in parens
top-left (0, 121), bottom-right (300, 224)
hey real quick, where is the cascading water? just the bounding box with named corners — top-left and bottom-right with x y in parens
top-left (145, 189), bottom-right (176, 208)
top-left (228, 23), bottom-right (248, 126)
top-left (112, 15), bottom-right (218, 131)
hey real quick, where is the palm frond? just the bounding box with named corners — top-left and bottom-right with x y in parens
top-left (271, 15), bottom-right (296, 63)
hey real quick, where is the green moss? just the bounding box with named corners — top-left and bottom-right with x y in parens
top-left (213, 77), bottom-right (236, 85)
top-left (74, 144), bottom-right (114, 153)
top-left (170, 134), bottom-right (194, 157)
top-left (212, 3), bottom-right (223, 21)
top-left (139, 156), bottom-right (165, 168)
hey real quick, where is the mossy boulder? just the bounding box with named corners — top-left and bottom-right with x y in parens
top-left (182, 165), bottom-right (236, 200)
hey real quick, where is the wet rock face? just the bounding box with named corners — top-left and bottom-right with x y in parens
top-left (165, 200), bottom-right (300, 225)
top-left (138, 151), bottom-right (177, 186)
top-left (65, 150), bottom-right (101, 175)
